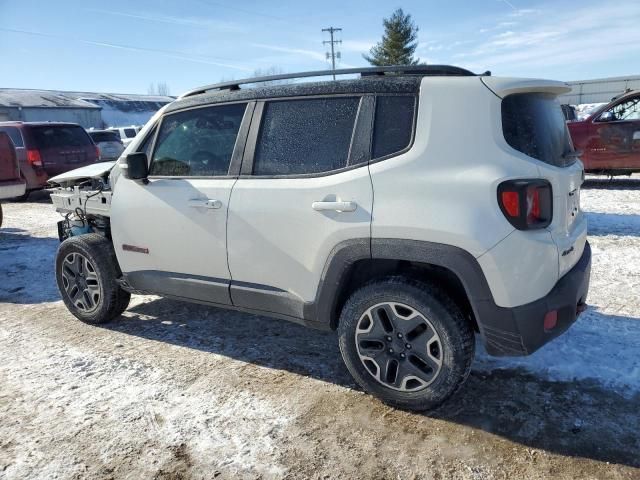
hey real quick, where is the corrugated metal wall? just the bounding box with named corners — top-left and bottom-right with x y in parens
top-left (0, 107), bottom-right (103, 128)
top-left (22, 108), bottom-right (103, 128)
top-left (559, 75), bottom-right (640, 105)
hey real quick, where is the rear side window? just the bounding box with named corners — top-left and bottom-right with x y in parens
top-left (90, 131), bottom-right (120, 143)
top-left (502, 93), bottom-right (573, 167)
top-left (372, 96), bottom-right (415, 159)
top-left (31, 125), bottom-right (92, 148)
top-left (0, 126), bottom-right (24, 148)
top-left (124, 128), bottom-right (137, 138)
top-left (150, 103), bottom-right (246, 177)
top-left (253, 97), bottom-right (360, 176)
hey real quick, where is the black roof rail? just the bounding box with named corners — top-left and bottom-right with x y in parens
top-left (179, 65), bottom-right (489, 99)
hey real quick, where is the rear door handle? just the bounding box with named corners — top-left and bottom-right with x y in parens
top-left (312, 201), bottom-right (357, 212)
top-left (188, 199), bottom-right (222, 209)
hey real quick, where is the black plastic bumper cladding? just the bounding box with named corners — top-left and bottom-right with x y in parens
top-left (369, 238), bottom-right (591, 357)
top-left (479, 241), bottom-right (591, 356)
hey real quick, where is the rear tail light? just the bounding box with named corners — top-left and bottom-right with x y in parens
top-left (26, 149), bottom-right (43, 167)
top-left (498, 179), bottom-right (552, 230)
top-left (543, 310), bottom-right (558, 331)
top-left (95, 145), bottom-right (101, 161)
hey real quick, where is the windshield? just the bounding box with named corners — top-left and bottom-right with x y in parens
top-left (501, 93), bottom-right (575, 167)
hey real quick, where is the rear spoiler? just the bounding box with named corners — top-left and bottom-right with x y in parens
top-left (481, 77), bottom-right (571, 99)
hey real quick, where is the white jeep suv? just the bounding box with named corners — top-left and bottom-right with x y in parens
top-left (49, 66), bottom-right (591, 411)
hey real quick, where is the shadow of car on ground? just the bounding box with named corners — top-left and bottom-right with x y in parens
top-left (97, 296), bottom-right (640, 469)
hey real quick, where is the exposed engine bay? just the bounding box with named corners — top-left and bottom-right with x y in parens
top-left (49, 162), bottom-right (115, 241)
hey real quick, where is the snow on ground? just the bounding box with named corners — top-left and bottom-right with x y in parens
top-left (0, 178), bottom-right (639, 478)
top-left (476, 176), bottom-right (640, 395)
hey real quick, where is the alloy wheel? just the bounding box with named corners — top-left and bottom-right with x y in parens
top-left (355, 302), bottom-right (443, 391)
top-left (61, 252), bottom-right (101, 312)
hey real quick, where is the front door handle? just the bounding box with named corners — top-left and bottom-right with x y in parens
top-left (188, 199), bottom-right (222, 209)
top-left (312, 200), bottom-right (357, 212)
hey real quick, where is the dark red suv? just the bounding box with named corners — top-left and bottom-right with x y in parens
top-left (0, 122), bottom-right (100, 198)
top-left (568, 90), bottom-right (640, 175)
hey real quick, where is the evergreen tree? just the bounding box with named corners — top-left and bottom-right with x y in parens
top-left (364, 8), bottom-right (420, 66)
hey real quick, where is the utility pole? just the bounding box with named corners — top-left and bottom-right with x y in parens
top-left (322, 27), bottom-right (342, 80)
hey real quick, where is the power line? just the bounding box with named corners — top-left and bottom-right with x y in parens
top-left (322, 27), bottom-right (342, 80)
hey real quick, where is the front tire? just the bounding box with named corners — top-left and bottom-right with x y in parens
top-left (338, 277), bottom-right (474, 411)
top-left (55, 234), bottom-right (130, 324)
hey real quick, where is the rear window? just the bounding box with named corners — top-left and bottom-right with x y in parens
top-left (0, 126), bottom-right (24, 148)
top-left (31, 125), bottom-right (92, 148)
top-left (502, 93), bottom-right (574, 167)
top-left (90, 131), bottom-right (120, 143)
top-left (372, 95), bottom-right (415, 159)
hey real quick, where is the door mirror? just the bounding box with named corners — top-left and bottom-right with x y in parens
top-left (597, 111), bottom-right (614, 123)
top-left (124, 152), bottom-right (149, 181)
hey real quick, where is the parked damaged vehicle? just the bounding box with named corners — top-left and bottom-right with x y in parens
top-left (48, 66), bottom-right (591, 411)
top-left (568, 89), bottom-right (640, 175)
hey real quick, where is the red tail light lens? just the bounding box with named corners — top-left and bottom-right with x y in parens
top-left (95, 145), bottom-right (101, 161)
top-left (500, 191), bottom-right (520, 217)
top-left (26, 149), bottom-right (43, 167)
top-left (498, 179), bottom-right (552, 230)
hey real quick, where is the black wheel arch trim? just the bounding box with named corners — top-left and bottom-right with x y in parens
top-left (309, 238), bottom-right (494, 331)
top-left (314, 237), bottom-right (591, 358)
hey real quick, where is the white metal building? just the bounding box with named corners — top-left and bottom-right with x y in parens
top-left (0, 89), bottom-right (172, 129)
top-left (559, 75), bottom-right (640, 105)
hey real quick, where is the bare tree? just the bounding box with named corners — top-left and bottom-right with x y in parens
top-left (157, 81), bottom-right (170, 96)
top-left (247, 66), bottom-right (292, 87)
top-left (147, 81), bottom-right (171, 96)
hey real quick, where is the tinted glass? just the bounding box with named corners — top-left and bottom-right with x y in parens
top-left (31, 125), bottom-right (92, 148)
top-left (0, 126), bottom-right (24, 148)
top-left (502, 93), bottom-right (573, 167)
top-left (107, 129), bottom-right (122, 139)
top-left (90, 131), bottom-right (120, 143)
top-left (253, 97), bottom-right (359, 175)
top-left (124, 128), bottom-right (137, 138)
top-left (150, 103), bottom-right (246, 176)
top-left (137, 127), bottom-right (157, 157)
top-left (372, 96), bottom-right (415, 159)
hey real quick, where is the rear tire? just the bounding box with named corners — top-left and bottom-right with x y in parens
top-left (55, 234), bottom-right (130, 324)
top-left (338, 276), bottom-right (474, 411)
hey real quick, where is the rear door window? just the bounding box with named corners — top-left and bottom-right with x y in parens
top-left (502, 93), bottom-right (574, 167)
top-left (253, 97), bottom-right (360, 176)
top-left (372, 95), bottom-right (416, 159)
top-left (150, 103), bottom-right (246, 177)
top-left (0, 126), bottom-right (24, 148)
top-left (31, 125), bottom-right (92, 148)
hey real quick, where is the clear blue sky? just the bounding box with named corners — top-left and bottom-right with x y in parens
top-left (1, 0), bottom-right (638, 95)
